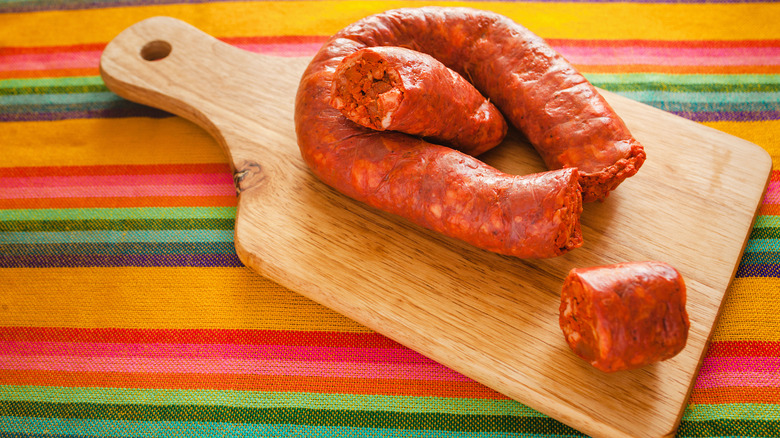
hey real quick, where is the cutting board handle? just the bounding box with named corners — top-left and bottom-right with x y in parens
top-left (100, 16), bottom-right (307, 187)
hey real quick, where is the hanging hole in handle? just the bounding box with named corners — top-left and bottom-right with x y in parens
top-left (140, 40), bottom-right (172, 61)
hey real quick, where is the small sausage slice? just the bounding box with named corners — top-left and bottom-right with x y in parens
top-left (559, 261), bottom-right (689, 372)
top-left (330, 46), bottom-right (508, 156)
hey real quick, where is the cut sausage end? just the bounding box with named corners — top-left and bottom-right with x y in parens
top-left (331, 49), bottom-right (404, 131)
top-left (559, 261), bottom-right (689, 372)
top-left (580, 140), bottom-right (646, 202)
top-left (330, 46), bottom-right (508, 156)
top-left (554, 172), bottom-right (584, 254)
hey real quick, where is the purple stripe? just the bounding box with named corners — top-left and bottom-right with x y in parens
top-left (0, 254), bottom-right (244, 268)
top-left (735, 264), bottom-right (780, 278)
top-left (0, 106), bottom-right (170, 122)
top-left (671, 110), bottom-right (780, 123)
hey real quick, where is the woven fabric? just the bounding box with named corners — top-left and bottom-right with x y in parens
top-left (1, 1), bottom-right (779, 437)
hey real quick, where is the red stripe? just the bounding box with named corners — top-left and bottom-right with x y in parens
top-left (705, 341), bottom-right (780, 358)
top-left (0, 327), bottom-right (401, 348)
top-left (0, 43), bottom-right (107, 55)
top-left (0, 164), bottom-right (232, 178)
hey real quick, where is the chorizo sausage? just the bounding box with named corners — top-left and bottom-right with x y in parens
top-left (297, 7), bottom-right (645, 202)
top-left (330, 46), bottom-right (508, 156)
top-left (297, 6), bottom-right (617, 258)
top-left (559, 261), bottom-right (689, 372)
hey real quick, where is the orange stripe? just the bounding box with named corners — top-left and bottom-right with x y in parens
top-left (0, 196), bottom-right (237, 209)
top-left (0, 369), bottom-right (506, 399)
top-left (0, 163), bottom-right (231, 177)
top-left (0, 67), bottom-right (99, 79)
top-left (688, 386), bottom-right (780, 405)
top-left (758, 204), bottom-right (780, 215)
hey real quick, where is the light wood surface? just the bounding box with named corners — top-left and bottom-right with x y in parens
top-left (100, 16), bottom-right (772, 438)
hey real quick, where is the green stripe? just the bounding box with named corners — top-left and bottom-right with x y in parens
top-left (0, 218), bottom-right (235, 232)
top-left (0, 91), bottom-right (119, 106)
top-left (6, 74), bottom-right (780, 97)
top-left (754, 215), bottom-right (780, 228)
top-left (751, 227), bottom-right (780, 239)
top-left (740, 251), bottom-right (779, 265)
top-left (683, 403), bottom-right (780, 422)
top-left (0, 207), bottom-right (236, 222)
top-left (0, 400), bottom-right (580, 434)
top-left (0, 76), bottom-right (107, 96)
top-left (0, 386), bottom-right (544, 418)
top-left (0, 242), bottom-right (234, 255)
top-left (585, 73), bottom-right (780, 93)
top-left (677, 419), bottom-right (780, 437)
top-left (0, 229), bottom-right (234, 244)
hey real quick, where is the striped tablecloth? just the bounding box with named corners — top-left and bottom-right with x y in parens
top-left (1, 1), bottom-right (778, 437)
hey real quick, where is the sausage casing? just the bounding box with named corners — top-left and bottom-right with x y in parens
top-left (559, 261), bottom-right (690, 372)
top-left (296, 7), bottom-right (617, 258)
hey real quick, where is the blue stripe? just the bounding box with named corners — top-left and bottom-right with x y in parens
top-left (744, 239), bottom-right (780, 253)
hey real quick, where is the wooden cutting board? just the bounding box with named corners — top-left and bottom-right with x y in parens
top-left (100, 16), bottom-right (772, 438)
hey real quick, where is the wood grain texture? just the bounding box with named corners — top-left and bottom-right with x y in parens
top-left (99, 16), bottom-right (772, 438)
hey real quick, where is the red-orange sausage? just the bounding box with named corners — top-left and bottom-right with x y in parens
top-left (559, 261), bottom-right (689, 372)
top-left (297, 7), bottom-right (645, 203)
top-left (296, 7), bottom-right (610, 258)
top-left (330, 46), bottom-right (508, 156)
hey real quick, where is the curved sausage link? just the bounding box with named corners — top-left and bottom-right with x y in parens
top-left (559, 261), bottom-right (689, 372)
top-left (330, 46), bottom-right (508, 156)
top-left (297, 7), bottom-right (645, 202)
top-left (295, 6), bottom-right (603, 258)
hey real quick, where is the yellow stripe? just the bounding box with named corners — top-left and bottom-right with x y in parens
top-left (2, 2), bottom-right (779, 47)
top-left (711, 277), bottom-right (780, 342)
top-left (702, 121), bottom-right (780, 170)
top-left (3, 118), bottom-right (226, 167)
top-left (0, 267), bottom-right (369, 332)
top-left (6, 119), bottom-right (777, 169)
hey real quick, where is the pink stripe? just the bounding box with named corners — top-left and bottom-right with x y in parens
top-left (699, 356), bottom-right (780, 373)
top-left (1, 184), bottom-right (235, 199)
top-left (555, 45), bottom-right (780, 66)
top-left (694, 371), bottom-right (780, 389)
top-left (763, 181), bottom-right (780, 204)
top-left (0, 341), bottom-right (436, 365)
top-left (3, 43), bottom-right (778, 72)
top-left (0, 355), bottom-right (471, 381)
top-left (0, 51), bottom-right (102, 72)
top-left (0, 173), bottom-right (233, 189)
top-left (0, 44), bottom-right (321, 71)
top-left (695, 356), bottom-right (780, 388)
top-left (235, 43), bottom-right (324, 57)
